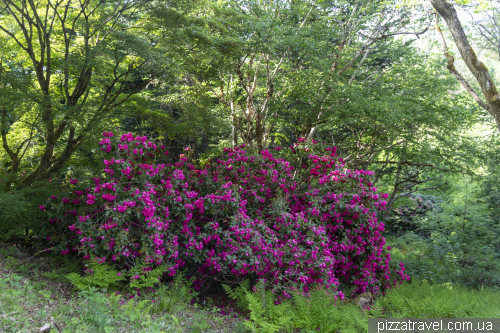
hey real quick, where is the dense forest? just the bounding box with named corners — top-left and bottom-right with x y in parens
top-left (1, 0), bottom-right (500, 332)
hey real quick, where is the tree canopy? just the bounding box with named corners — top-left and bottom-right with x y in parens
top-left (0, 0), bottom-right (495, 214)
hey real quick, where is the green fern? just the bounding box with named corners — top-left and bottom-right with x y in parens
top-left (66, 263), bottom-right (125, 291)
top-left (366, 304), bottom-right (384, 318)
top-left (377, 280), bottom-right (500, 318)
top-left (152, 271), bottom-right (197, 314)
top-left (122, 297), bottom-right (155, 319)
top-left (66, 258), bottom-right (169, 292)
top-left (239, 285), bottom-right (369, 333)
top-left (57, 254), bottom-right (82, 274)
top-left (41, 269), bottom-right (61, 280)
top-left (340, 286), bottom-right (357, 301)
top-left (244, 291), bottom-right (281, 333)
top-left (237, 281), bottom-right (500, 332)
top-left (262, 291), bottom-right (292, 332)
top-left (222, 279), bottom-right (251, 309)
top-left (127, 259), bottom-right (168, 290)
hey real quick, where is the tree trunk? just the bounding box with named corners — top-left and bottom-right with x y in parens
top-left (383, 162), bottom-right (403, 221)
top-left (230, 95), bottom-right (238, 148)
top-left (431, 0), bottom-right (500, 132)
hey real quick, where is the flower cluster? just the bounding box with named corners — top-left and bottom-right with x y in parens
top-left (34, 131), bottom-right (409, 297)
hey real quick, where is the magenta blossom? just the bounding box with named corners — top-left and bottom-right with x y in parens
top-left (35, 131), bottom-right (406, 298)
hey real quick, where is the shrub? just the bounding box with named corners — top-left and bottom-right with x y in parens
top-left (0, 181), bottom-right (58, 243)
top-left (33, 131), bottom-right (409, 298)
top-left (385, 194), bottom-right (440, 237)
top-left (387, 230), bottom-right (500, 290)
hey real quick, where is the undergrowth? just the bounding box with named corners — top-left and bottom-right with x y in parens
top-left (377, 280), bottom-right (500, 318)
top-left (65, 259), bottom-right (168, 292)
top-left (0, 270), bottom-right (221, 332)
top-left (1, 242), bottom-right (500, 333)
top-left (222, 279), bottom-right (500, 333)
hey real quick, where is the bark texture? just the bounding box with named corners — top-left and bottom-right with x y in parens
top-left (431, 0), bottom-right (500, 132)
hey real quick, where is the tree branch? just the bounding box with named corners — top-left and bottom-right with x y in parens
top-left (431, 0), bottom-right (500, 131)
top-left (357, 160), bottom-right (452, 172)
top-left (434, 19), bottom-right (490, 111)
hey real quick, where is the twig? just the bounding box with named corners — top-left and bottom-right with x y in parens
top-left (0, 311), bottom-right (18, 317)
top-left (11, 242), bottom-right (70, 268)
top-left (51, 317), bottom-right (62, 333)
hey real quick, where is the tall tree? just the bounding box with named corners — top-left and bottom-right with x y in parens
top-left (0, 0), bottom-right (169, 186)
top-left (197, 0), bottom-right (432, 151)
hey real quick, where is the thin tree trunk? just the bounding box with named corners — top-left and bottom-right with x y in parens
top-left (384, 162), bottom-right (403, 221)
top-left (230, 78), bottom-right (238, 148)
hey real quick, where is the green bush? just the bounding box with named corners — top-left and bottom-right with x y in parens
top-left (385, 180), bottom-right (500, 290)
top-left (385, 194), bottom-right (441, 236)
top-left (0, 181), bottom-right (58, 243)
top-left (387, 230), bottom-right (500, 290)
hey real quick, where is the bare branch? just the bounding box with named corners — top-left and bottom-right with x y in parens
top-left (358, 160), bottom-right (453, 172)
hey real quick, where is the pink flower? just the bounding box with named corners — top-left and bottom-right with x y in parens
top-left (173, 169), bottom-right (185, 180)
top-left (102, 193), bottom-right (116, 202)
top-left (39, 205), bottom-right (46, 211)
top-left (39, 139), bottom-right (409, 295)
top-left (78, 215), bottom-right (89, 222)
top-left (122, 166), bottom-right (132, 176)
top-left (86, 194), bottom-right (96, 205)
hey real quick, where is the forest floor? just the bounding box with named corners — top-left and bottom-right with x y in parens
top-left (0, 241), bottom-right (246, 332)
top-left (3, 240), bottom-right (500, 332)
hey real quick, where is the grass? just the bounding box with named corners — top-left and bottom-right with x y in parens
top-left (1, 241), bottom-right (499, 333)
top-left (0, 243), bottom-right (241, 332)
top-left (377, 280), bottom-right (500, 318)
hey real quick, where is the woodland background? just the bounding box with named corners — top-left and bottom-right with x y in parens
top-left (1, 0), bottom-right (500, 331)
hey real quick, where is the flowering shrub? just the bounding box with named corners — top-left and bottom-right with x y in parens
top-left (34, 131), bottom-right (409, 298)
top-left (386, 194), bottom-right (440, 236)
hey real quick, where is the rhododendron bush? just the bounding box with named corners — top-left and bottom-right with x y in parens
top-left (34, 131), bottom-right (409, 298)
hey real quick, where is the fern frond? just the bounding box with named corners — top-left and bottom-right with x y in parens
top-left (65, 262), bottom-right (125, 291)
top-left (41, 269), bottom-right (61, 280)
top-left (240, 279), bottom-right (251, 292)
top-left (222, 283), bottom-right (237, 299)
top-left (126, 258), bottom-right (168, 290)
top-left (222, 279), bottom-right (252, 309)
top-left (244, 291), bottom-right (282, 332)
